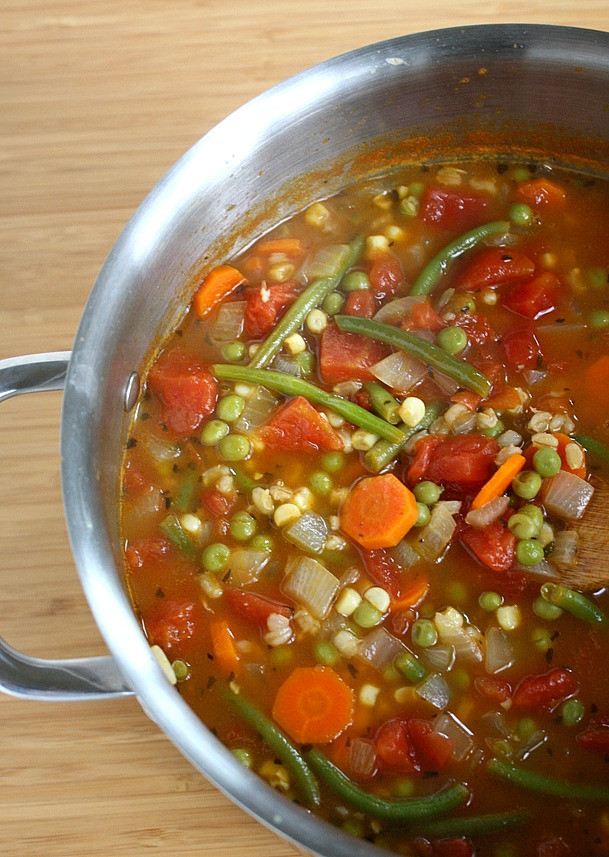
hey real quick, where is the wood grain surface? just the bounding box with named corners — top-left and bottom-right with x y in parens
top-left (1, 3), bottom-right (608, 856)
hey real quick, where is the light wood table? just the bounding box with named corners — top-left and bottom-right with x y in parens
top-left (1, 3), bottom-right (608, 856)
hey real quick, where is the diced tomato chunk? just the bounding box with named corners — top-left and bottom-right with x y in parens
top-left (361, 548), bottom-right (402, 601)
top-left (485, 385), bottom-right (525, 411)
top-left (455, 247), bottom-right (535, 291)
top-left (461, 519), bottom-right (516, 573)
top-left (201, 488), bottom-right (237, 518)
top-left (344, 289), bottom-right (377, 318)
top-left (575, 725), bottom-right (609, 755)
top-left (125, 537), bottom-right (174, 573)
top-left (257, 396), bottom-right (343, 453)
top-left (516, 177), bottom-right (567, 209)
top-left (503, 328), bottom-right (542, 371)
top-left (504, 271), bottom-right (559, 320)
top-left (421, 186), bottom-right (489, 231)
top-left (411, 299), bottom-right (446, 332)
top-left (319, 323), bottom-right (390, 384)
top-left (145, 597), bottom-right (205, 654)
top-left (243, 280), bottom-right (300, 338)
top-left (369, 254), bottom-right (404, 300)
top-left (374, 718), bottom-right (418, 772)
top-left (512, 667), bottom-right (577, 709)
top-left (535, 837), bottom-right (572, 857)
top-left (408, 719), bottom-right (455, 771)
top-left (147, 348), bottom-right (218, 434)
top-left (454, 312), bottom-right (497, 345)
top-left (223, 588), bottom-right (292, 626)
top-left (408, 435), bottom-right (499, 486)
top-left (474, 675), bottom-right (512, 703)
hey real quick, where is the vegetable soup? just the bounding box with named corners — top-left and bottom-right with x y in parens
top-left (122, 159), bottom-right (609, 857)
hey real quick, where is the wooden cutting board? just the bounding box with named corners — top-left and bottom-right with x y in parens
top-left (1, 3), bottom-right (608, 856)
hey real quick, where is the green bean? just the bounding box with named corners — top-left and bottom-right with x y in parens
top-left (307, 749), bottom-right (468, 822)
top-left (487, 757), bottom-right (609, 802)
top-left (335, 316), bottom-right (492, 397)
top-left (226, 689), bottom-right (320, 807)
top-left (173, 468), bottom-right (199, 512)
top-left (159, 514), bottom-right (196, 557)
top-left (395, 651), bottom-right (427, 683)
top-left (540, 583), bottom-right (608, 627)
top-left (410, 220), bottom-right (510, 296)
top-left (363, 381), bottom-right (401, 424)
top-left (212, 364), bottom-right (404, 443)
top-left (249, 235), bottom-right (364, 369)
top-left (414, 810), bottom-right (531, 838)
top-left (574, 433), bottom-right (609, 469)
top-left (364, 401), bottom-right (443, 473)
top-left (231, 465), bottom-right (256, 494)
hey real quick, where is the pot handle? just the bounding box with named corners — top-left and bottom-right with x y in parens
top-left (0, 352), bottom-right (133, 701)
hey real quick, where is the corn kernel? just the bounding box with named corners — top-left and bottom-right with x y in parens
top-left (351, 428), bottom-right (379, 451)
top-left (180, 513), bottom-right (202, 536)
top-left (333, 628), bottom-right (360, 657)
top-left (305, 308), bottom-right (328, 334)
top-left (273, 503), bottom-right (301, 527)
top-left (325, 410), bottom-right (344, 428)
top-left (537, 521), bottom-right (554, 548)
top-left (539, 251), bottom-right (558, 269)
top-left (248, 343), bottom-right (260, 358)
top-left (199, 572), bottom-right (223, 599)
top-left (366, 234), bottom-right (390, 256)
top-left (150, 645), bottom-right (177, 685)
top-left (398, 396), bottom-right (426, 427)
top-left (496, 605), bottom-right (521, 631)
top-left (360, 684), bottom-right (380, 707)
top-left (481, 288), bottom-right (498, 305)
top-left (292, 487), bottom-right (314, 512)
top-left (364, 586), bottom-right (391, 613)
top-left (373, 192), bottom-right (394, 210)
top-left (335, 587), bottom-right (362, 617)
top-left (234, 383), bottom-right (253, 398)
top-left (384, 224), bottom-right (407, 242)
top-left (283, 333), bottom-right (306, 355)
top-left (305, 201), bottom-right (331, 229)
top-left (436, 165), bottom-right (465, 186)
top-left (259, 760), bottom-right (290, 792)
top-left (394, 686), bottom-right (418, 705)
top-left (267, 262), bottom-right (295, 283)
top-left (396, 185), bottom-right (409, 200)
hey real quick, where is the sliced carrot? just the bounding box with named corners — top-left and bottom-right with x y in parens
top-left (254, 237), bottom-right (305, 258)
top-left (471, 452), bottom-right (526, 510)
top-left (192, 264), bottom-right (246, 320)
top-left (209, 620), bottom-right (239, 674)
top-left (340, 473), bottom-right (419, 550)
top-left (272, 666), bottom-right (353, 744)
top-left (585, 354), bottom-right (609, 407)
top-left (485, 385), bottom-right (522, 411)
top-left (390, 571), bottom-right (429, 612)
top-left (450, 390), bottom-right (482, 411)
top-left (516, 177), bottom-right (567, 209)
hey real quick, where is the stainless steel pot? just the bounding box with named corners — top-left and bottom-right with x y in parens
top-left (2, 23), bottom-right (609, 857)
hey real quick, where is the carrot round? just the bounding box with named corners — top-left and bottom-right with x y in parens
top-left (192, 264), bottom-right (246, 319)
top-left (255, 237), bottom-right (305, 258)
top-left (272, 666), bottom-right (354, 744)
top-left (471, 452), bottom-right (526, 510)
top-left (516, 177), bottom-right (567, 209)
top-left (340, 473), bottom-right (418, 549)
top-left (209, 620), bottom-right (239, 674)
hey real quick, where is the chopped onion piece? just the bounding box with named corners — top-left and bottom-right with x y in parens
top-left (435, 500), bottom-right (462, 516)
top-left (283, 512), bottom-right (328, 555)
top-left (549, 529), bottom-right (580, 569)
top-left (412, 503), bottom-right (456, 562)
top-left (514, 730), bottom-right (547, 762)
top-left (282, 556), bottom-right (339, 619)
top-left (358, 627), bottom-right (406, 671)
top-left (371, 351), bottom-right (427, 395)
top-left (423, 644), bottom-right (455, 673)
top-left (211, 300), bottom-right (245, 342)
top-left (391, 538), bottom-right (421, 569)
top-left (480, 710), bottom-right (510, 737)
top-left (433, 712), bottom-right (474, 761)
top-left (123, 485), bottom-right (163, 532)
top-left (450, 411), bottom-right (477, 435)
top-left (484, 626), bottom-right (514, 675)
top-left (542, 470), bottom-right (594, 521)
top-left (272, 353), bottom-right (301, 376)
top-left (226, 549), bottom-right (270, 585)
top-left (465, 495), bottom-right (511, 529)
top-left (512, 558), bottom-right (559, 579)
top-left (415, 673), bottom-right (451, 710)
top-left (429, 367), bottom-right (460, 395)
top-left (140, 432), bottom-right (181, 462)
top-left (304, 243), bottom-right (350, 279)
top-left (348, 737), bottom-right (377, 777)
top-left (373, 295), bottom-right (426, 325)
top-left (234, 385), bottom-right (280, 433)
top-left (523, 368), bottom-right (548, 386)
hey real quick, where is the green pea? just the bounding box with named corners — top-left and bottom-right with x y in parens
top-left (531, 626), bottom-right (553, 653)
top-left (512, 469), bottom-right (542, 499)
top-left (408, 181), bottom-right (425, 198)
top-left (516, 717), bottom-right (538, 741)
top-left (353, 602), bottom-right (383, 628)
top-left (392, 777), bottom-right (415, 798)
top-left (229, 510), bottom-right (257, 542)
top-left (269, 646), bottom-right (293, 667)
top-left (414, 502), bottom-right (431, 528)
top-left (533, 446), bottom-right (561, 478)
top-left (399, 195), bottom-right (420, 217)
top-left (220, 341), bottom-right (246, 363)
top-left (395, 652), bottom-right (427, 683)
top-left (383, 663), bottom-right (401, 683)
top-left (201, 419), bottom-right (230, 446)
top-left (516, 538), bottom-right (545, 566)
top-left (310, 471), bottom-right (333, 495)
top-left (321, 452), bottom-right (345, 473)
top-left (588, 309), bottom-right (609, 330)
top-left (479, 591), bottom-right (503, 612)
top-left (342, 819), bottom-right (366, 839)
top-left (218, 433), bottom-right (251, 461)
top-left (491, 739), bottom-right (513, 759)
top-left (217, 393), bottom-right (245, 423)
top-left (436, 325), bottom-right (468, 355)
top-left (480, 418), bottom-right (505, 438)
top-left (314, 640), bottom-right (339, 666)
top-left (411, 618), bottom-right (438, 648)
top-left (295, 351), bottom-right (315, 375)
top-left (250, 534), bottom-right (273, 552)
top-left (519, 504), bottom-right (544, 532)
top-left (201, 542), bottom-right (230, 573)
top-left (560, 698), bottom-right (586, 727)
top-left (451, 668), bottom-right (471, 690)
top-left (508, 201), bottom-right (534, 226)
top-left (341, 270), bottom-right (370, 292)
top-left (532, 595), bottom-right (563, 621)
top-left (413, 480), bottom-right (443, 506)
top-left (232, 748), bottom-right (253, 768)
top-left (512, 166), bottom-right (533, 182)
top-left (508, 513), bottom-right (539, 541)
top-left (446, 580), bottom-right (468, 604)
top-left (171, 659), bottom-right (189, 681)
top-left (322, 291), bottom-right (345, 316)
top-left (586, 266), bottom-right (608, 290)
